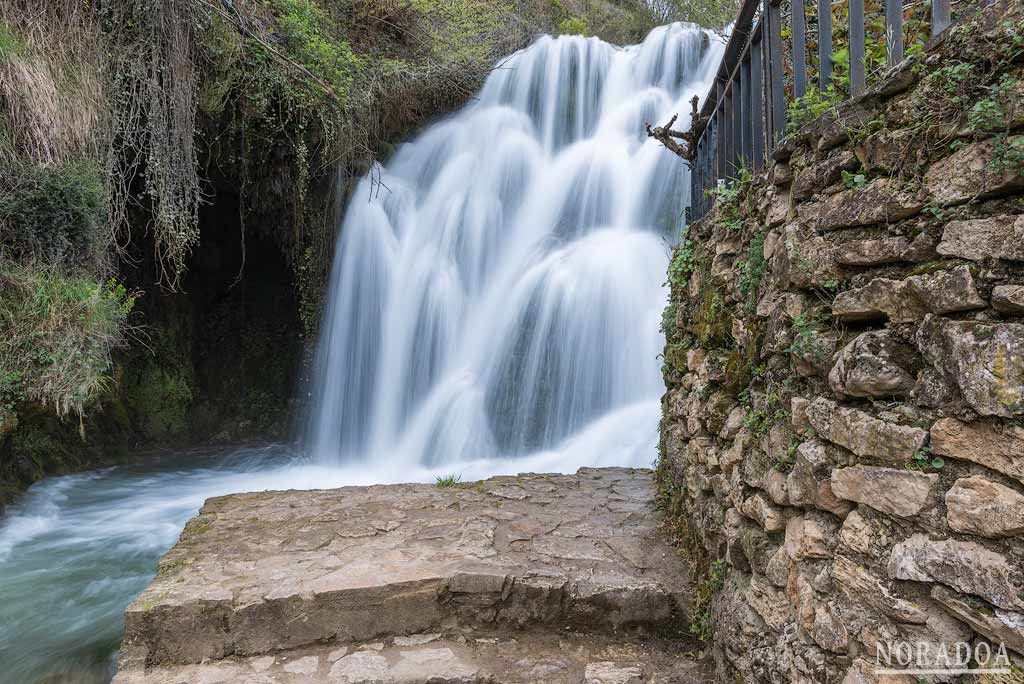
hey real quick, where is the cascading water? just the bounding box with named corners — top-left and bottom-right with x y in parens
top-left (307, 23), bottom-right (723, 468)
top-left (0, 23), bottom-right (722, 684)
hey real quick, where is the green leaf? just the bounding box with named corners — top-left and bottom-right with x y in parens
top-left (930, 457), bottom-right (945, 469)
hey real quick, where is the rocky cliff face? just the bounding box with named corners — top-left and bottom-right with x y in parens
top-left (657, 3), bottom-right (1024, 682)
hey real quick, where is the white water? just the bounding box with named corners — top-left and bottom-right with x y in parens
top-left (0, 24), bottom-right (721, 684)
top-left (306, 23), bottom-right (722, 467)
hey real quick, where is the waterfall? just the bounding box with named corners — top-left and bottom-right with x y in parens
top-left (306, 23), bottom-right (724, 468)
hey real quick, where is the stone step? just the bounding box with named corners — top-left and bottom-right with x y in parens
top-left (119, 468), bottom-right (692, 669)
top-left (114, 630), bottom-right (713, 684)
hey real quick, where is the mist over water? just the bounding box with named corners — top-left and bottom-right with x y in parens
top-left (0, 24), bottom-right (721, 684)
top-left (307, 23), bottom-right (722, 467)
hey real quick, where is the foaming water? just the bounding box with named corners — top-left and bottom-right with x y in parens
top-left (0, 23), bottom-right (722, 684)
top-left (307, 23), bottom-right (722, 466)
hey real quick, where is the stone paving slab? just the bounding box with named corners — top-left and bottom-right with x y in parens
top-left (118, 468), bottom-right (691, 671)
top-left (114, 630), bottom-right (713, 684)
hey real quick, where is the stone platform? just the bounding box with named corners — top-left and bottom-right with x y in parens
top-left (114, 467), bottom-right (705, 683)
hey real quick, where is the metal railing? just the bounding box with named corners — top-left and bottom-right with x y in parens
top-left (686, 0), bottom-right (970, 221)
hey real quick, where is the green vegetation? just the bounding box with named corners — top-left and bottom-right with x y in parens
top-left (689, 558), bottom-right (726, 640)
top-left (0, 265), bottom-right (135, 420)
top-left (737, 228), bottom-right (767, 313)
top-left (0, 160), bottom-right (106, 265)
top-left (435, 473), bottom-right (462, 487)
top-left (906, 445), bottom-right (944, 471)
top-left (840, 168), bottom-right (867, 190)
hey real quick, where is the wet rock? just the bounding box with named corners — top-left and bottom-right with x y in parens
top-left (945, 476), bottom-right (1024, 538)
top-left (924, 136), bottom-right (1024, 205)
top-left (937, 215), bottom-right (1024, 261)
top-left (798, 177), bottom-right (924, 231)
top-left (930, 418), bottom-right (1024, 483)
top-left (931, 585), bottom-right (1024, 655)
top-left (993, 285), bottom-right (1024, 315)
top-left (917, 316), bottom-right (1024, 417)
top-left (888, 534), bottom-right (1024, 611)
top-left (828, 330), bottom-right (917, 398)
top-left (805, 397), bottom-right (927, 461)
top-left (832, 555), bottom-right (928, 623)
top-left (831, 466), bottom-right (938, 517)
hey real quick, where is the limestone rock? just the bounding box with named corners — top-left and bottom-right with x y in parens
top-left (842, 657), bottom-right (917, 683)
top-left (811, 603), bottom-right (849, 653)
top-left (993, 285), bottom-right (1024, 315)
top-left (584, 662), bottom-right (643, 684)
top-left (329, 651), bottom-right (389, 682)
top-left (888, 533), bottom-right (1024, 611)
top-left (766, 545), bottom-right (792, 587)
top-left (917, 316), bottom-right (1024, 417)
top-left (747, 573), bottom-right (793, 630)
top-left (855, 127), bottom-right (919, 175)
top-left (798, 177), bottom-right (924, 231)
top-left (834, 236), bottom-right (911, 266)
top-left (945, 475), bottom-right (1024, 538)
top-left (832, 266), bottom-right (984, 323)
top-left (740, 492), bottom-right (788, 532)
top-left (832, 277), bottom-right (923, 323)
top-left (931, 418), bottom-right (1024, 483)
top-left (906, 265), bottom-right (986, 315)
top-left (831, 466), bottom-right (938, 517)
top-left (931, 585), bottom-right (1024, 655)
top-left (833, 555), bottom-right (928, 624)
top-left (785, 515), bottom-right (835, 560)
top-left (937, 215), bottom-right (1024, 261)
top-left (782, 223), bottom-right (841, 290)
top-left (792, 149), bottom-right (858, 200)
top-left (924, 136), bottom-right (1024, 205)
top-left (118, 469), bottom-right (693, 667)
top-left (805, 397), bottom-right (927, 461)
top-left (838, 510), bottom-right (882, 555)
top-left (828, 330), bottom-right (917, 398)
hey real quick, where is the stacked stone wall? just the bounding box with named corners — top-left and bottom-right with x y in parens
top-left (657, 2), bottom-right (1024, 681)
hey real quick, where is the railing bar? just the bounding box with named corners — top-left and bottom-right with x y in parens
top-left (741, 55), bottom-right (753, 166)
top-left (792, 0), bottom-right (808, 99)
top-left (886, 0), bottom-right (904, 65)
top-left (932, 0), bottom-right (951, 37)
top-left (767, 0), bottom-right (785, 144)
top-left (697, 0), bottom-right (761, 123)
top-left (818, 0), bottom-right (833, 91)
top-left (850, 0), bottom-right (866, 96)
top-left (737, 76), bottom-right (745, 172)
top-left (750, 35), bottom-right (764, 171)
top-left (725, 85), bottom-right (735, 177)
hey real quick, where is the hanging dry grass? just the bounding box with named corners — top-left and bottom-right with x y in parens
top-left (0, 0), bottom-right (107, 169)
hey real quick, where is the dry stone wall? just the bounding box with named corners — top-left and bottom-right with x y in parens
top-left (657, 3), bottom-right (1024, 682)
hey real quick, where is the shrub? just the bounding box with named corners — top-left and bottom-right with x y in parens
top-left (0, 160), bottom-right (106, 266)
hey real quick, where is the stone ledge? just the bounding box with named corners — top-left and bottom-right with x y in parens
top-left (118, 468), bottom-right (692, 669)
top-left (113, 630), bottom-right (713, 684)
